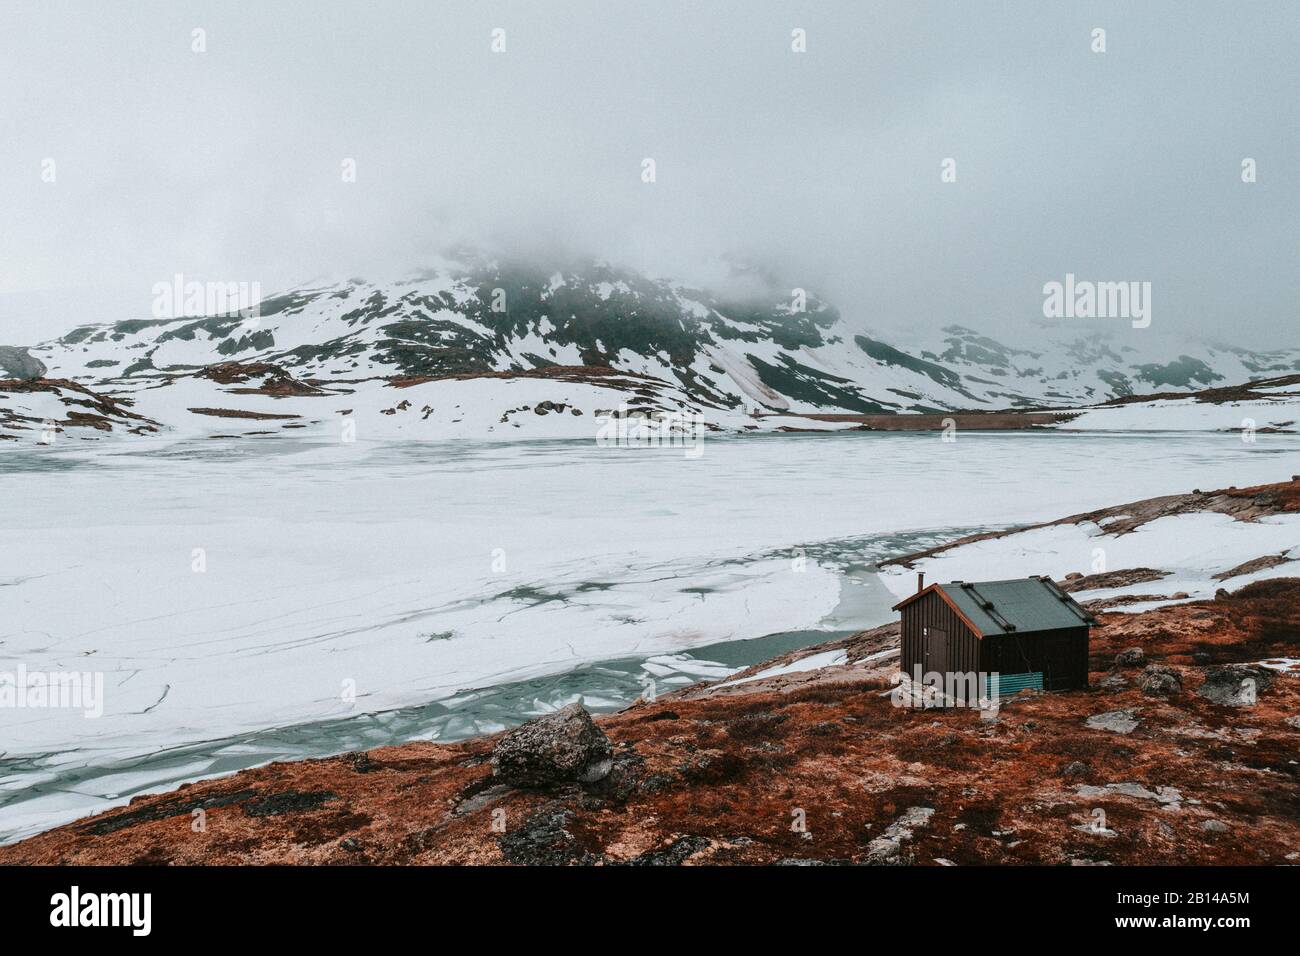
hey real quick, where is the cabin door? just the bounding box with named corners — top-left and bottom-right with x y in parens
top-left (926, 627), bottom-right (948, 675)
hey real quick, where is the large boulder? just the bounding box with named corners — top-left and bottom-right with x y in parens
top-left (0, 346), bottom-right (46, 381)
top-left (1115, 647), bottom-right (1146, 668)
top-left (1139, 663), bottom-right (1182, 697)
top-left (1197, 664), bottom-right (1274, 707)
top-left (491, 703), bottom-right (613, 788)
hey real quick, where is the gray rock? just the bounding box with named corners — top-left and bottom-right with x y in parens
top-left (1073, 820), bottom-right (1117, 838)
top-left (1099, 673), bottom-right (1129, 692)
top-left (622, 835), bottom-right (710, 866)
top-left (1115, 647), bottom-right (1146, 668)
top-left (1139, 664), bottom-right (1182, 697)
top-left (496, 805), bottom-right (597, 865)
top-left (0, 346), bottom-right (46, 382)
top-left (1285, 716), bottom-right (1300, 730)
top-left (1086, 709), bottom-right (1140, 734)
top-left (1076, 782), bottom-right (1182, 808)
top-left (1197, 664), bottom-right (1274, 707)
top-left (1201, 819), bottom-right (1229, 833)
top-left (865, 806), bottom-right (933, 863)
top-left (491, 702), bottom-right (613, 788)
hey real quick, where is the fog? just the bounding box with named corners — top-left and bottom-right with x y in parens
top-left (1, 1), bottom-right (1296, 346)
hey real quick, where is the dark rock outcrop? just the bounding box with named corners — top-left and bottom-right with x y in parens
top-left (1139, 664), bottom-right (1182, 696)
top-left (490, 703), bottom-right (613, 788)
top-left (1115, 647), bottom-right (1146, 668)
top-left (1197, 664), bottom-right (1274, 707)
top-left (496, 805), bottom-right (599, 865)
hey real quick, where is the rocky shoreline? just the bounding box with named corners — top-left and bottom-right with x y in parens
top-left (4, 481), bottom-right (1297, 866)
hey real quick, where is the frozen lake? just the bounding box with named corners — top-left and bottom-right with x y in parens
top-left (2, 428), bottom-right (1297, 841)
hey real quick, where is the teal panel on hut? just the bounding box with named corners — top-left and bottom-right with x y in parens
top-left (986, 672), bottom-right (1044, 698)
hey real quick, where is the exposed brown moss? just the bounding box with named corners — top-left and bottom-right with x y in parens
top-left (2, 580), bottom-right (1296, 866)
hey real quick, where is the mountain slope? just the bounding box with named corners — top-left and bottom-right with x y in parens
top-left (12, 257), bottom-right (1300, 441)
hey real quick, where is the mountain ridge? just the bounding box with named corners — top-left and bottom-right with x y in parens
top-left (6, 257), bottom-right (1300, 441)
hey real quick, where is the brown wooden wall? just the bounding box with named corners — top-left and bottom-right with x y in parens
top-left (899, 592), bottom-right (979, 679)
top-left (901, 592), bottom-right (1090, 691)
top-left (979, 627), bottom-right (1090, 690)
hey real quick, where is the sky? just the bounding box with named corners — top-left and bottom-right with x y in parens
top-left (1, 1), bottom-right (1296, 347)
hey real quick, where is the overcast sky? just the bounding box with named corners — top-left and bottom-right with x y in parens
top-left (1, 1), bottom-right (1296, 346)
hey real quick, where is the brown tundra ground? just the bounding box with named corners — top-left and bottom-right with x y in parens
top-left (4, 481), bottom-right (1299, 866)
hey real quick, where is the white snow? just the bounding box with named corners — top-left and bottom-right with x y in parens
top-left (880, 510), bottom-right (1300, 612)
top-left (719, 649), bottom-right (849, 687)
top-left (1060, 398), bottom-right (1300, 433)
top-left (4, 422), bottom-right (1300, 841)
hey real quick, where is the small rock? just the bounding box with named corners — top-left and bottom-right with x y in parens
top-left (641, 772), bottom-right (673, 793)
top-left (1063, 760), bottom-right (1090, 778)
top-left (1064, 571), bottom-right (1084, 581)
top-left (1197, 664), bottom-right (1274, 708)
top-left (450, 782), bottom-right (513, 817)
top-left (497, 805), bottom-right (598, 865)
top-left (491, 703), bottom-right (614, 788)
top-left (1201, 819), bottom-right (1229, 833)
top-left (623, 835), bottom-right (710, 866)
top-left (1099, 674), bottom-right (1129, 692)
top-left (1086, 710), bottom-right (1140, 734)
top-left (1073, 821), bottom-right (1117, 838)
top-left (1214, 588), bottom-right (1230, 600)
top-left (1139, 664), bottom-right (1183, 697)
top-left (1285, 716), bottom-right (1300, 730)
top-left (1171, 591), bottom-right (1190, 600)
top-left (866, 807), bottom-right (933, 864)
top-left (347, 751), bottom-right (378, 773)
top-left (585, 751), bottom-right (645, 802)
top-left (1115, 647), bottom-right (1146, 668)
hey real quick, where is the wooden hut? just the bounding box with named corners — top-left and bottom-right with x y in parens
top-left (892, 575), bottom-right (1096, 694)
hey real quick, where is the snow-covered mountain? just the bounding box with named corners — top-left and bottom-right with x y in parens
top-left (5, 257), bottom-right (1300, 442)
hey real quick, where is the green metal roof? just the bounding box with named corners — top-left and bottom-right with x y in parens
top-left (936, 577), bottom-right (1096, 637)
